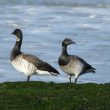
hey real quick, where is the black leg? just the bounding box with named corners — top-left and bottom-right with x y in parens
top-left (75, 77), bottom-right (78, 84)
top-left (27, 76), bottom-right (31, 82)
top-left (69, 76), bottom-right (72, 83)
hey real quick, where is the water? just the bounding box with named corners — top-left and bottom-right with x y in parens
top-left (0, 0), bottom-right (110, 83)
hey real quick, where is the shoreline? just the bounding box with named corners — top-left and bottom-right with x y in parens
top-left (0, 81), bottom-right (110, 110)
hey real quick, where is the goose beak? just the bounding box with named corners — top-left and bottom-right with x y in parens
top-left (71, 40), bottom-right (76, 44)
top-left (11, 32), bottom-right (14, 34)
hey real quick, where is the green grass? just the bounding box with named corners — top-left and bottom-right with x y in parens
top-left (0, 81), bottom-right (110, 110)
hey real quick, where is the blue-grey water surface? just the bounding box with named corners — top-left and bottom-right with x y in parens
top-left (0, 0), bottom-right (110, 83)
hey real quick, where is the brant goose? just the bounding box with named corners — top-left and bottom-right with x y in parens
top-left (10, 29), bottom-right (59, 81)
top-left (58, 38), bottom-right (96, 83)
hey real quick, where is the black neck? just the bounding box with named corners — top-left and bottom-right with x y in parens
top-left (15, 39), bottom-right (22, 50)
top-left (10, 39), bottom-right (22, 61)
top-left (62, 45), bottom-right (68, 56)
top-left (58, 45), bottom-right (69, 66)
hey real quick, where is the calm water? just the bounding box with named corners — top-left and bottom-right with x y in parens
top-left (0, 0), bottom-right (110, 83)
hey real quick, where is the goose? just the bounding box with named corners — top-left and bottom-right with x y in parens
top-left (10, 29), bottom-right (59, 81)
top-left (58, 38), bottom-right (96, 83)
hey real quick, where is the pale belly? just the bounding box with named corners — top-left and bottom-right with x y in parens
top-left (60, 60), bottom-right (83, 77)
top-left (11, 56), bottom-right (37, 76)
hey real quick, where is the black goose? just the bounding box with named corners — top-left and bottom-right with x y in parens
top-left (58, 38), bottom-right (96, 83)
top-left (10, 29), bottom-right (59, 81)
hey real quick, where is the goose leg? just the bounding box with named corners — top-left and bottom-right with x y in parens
top-left (75, 77), bottom-right (78, 84)
top-left (27, 76), bottom-right (31, 82)
top-left (69, 76), bottom-right (72, 83)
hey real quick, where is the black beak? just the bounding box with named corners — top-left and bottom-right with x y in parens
top-left (11, 32), bottom-right (14, 34)
top-left (71, 40), bottom-right (76, 44)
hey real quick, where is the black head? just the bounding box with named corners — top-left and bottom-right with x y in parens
top-left (11, 29), bottom-right (23, 41)
top-left (11, 29), bottom-right (22, 35)
top-left (62, 38), bottom-right (75, 46)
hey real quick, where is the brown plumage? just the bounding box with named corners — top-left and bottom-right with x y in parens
top-left (11, 29), bottom-right (59, 81)
top-left (58, 38), bottom-right (96, 83)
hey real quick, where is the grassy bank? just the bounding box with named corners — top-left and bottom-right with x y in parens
top-left (0, 81), bottom-right (110, 110)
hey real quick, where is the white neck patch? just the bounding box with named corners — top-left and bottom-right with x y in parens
top-left (16, 37), bottom-right (20, 41)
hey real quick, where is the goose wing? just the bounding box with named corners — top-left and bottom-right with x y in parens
top-left (22, 54), bottom-right (59, 75)
top-left (71, 55), bottom-right (96, 73)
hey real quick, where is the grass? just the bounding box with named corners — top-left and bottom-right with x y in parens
top-left (0, 81), bottom-right (110, 110)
